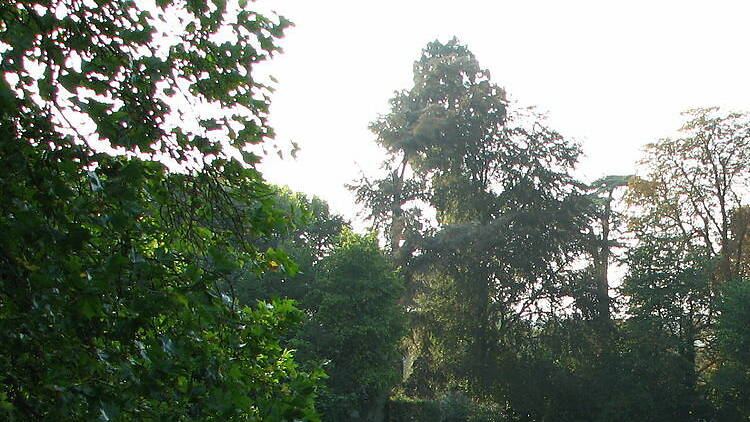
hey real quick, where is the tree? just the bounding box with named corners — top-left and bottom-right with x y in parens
top-left (711, 279), bottom-right (750, 419)
top-left (627, 108), bottom-right (750, 282)
top-left (229, 188), bottom-right (347, 306)
top-left (587, 175), bottom-right (632, 326)
top-left (0, 1), bottom-right (320, 420)
top-left (296, 230), bottom-right (405, 422)
top-left (225, 191), bottom-right (408, 422)
top-left (355, 39), bottom-right (592, 411)
top-left (622, 240), bottom-right (714, 420)
top-left (623, 107), bottom-right (750, 420)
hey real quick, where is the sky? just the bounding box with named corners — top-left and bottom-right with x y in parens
top-left (256, 0), bottom-right (750, 224)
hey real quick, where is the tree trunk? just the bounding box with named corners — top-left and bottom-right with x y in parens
top-left (595, 190), bottom-right (614, 326)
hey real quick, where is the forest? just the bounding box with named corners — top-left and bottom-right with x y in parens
top-left (1, 1), bottom-right (750, 421)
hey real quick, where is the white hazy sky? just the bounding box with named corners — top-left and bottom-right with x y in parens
top-left (256, 0), bottom-right (750, 223)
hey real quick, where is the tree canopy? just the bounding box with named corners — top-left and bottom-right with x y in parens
top-left (3, 2), bottom-right (750, 421)
top-left (0, 1), bottom-right (319, 420)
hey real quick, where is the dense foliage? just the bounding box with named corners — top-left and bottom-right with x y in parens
top-left (2, 1), bottom-right (750, 421)
top-left (299, 231), bottom-right (404, 421)
top-left (353, 43), bottom-right (750, 421)
top-left (227, 192), bottom-right (405, 422)
top-left (0, 1), bottom-right (318, 420)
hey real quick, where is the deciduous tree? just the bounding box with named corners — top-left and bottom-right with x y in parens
top-left (0, 1), bottom-right (319, 420)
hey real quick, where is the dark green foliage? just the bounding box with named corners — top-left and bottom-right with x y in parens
top-left (355, 38), bottom-right (597, 417)
top-left (372, 39), bottom-right (591, 401)
top-left (387, 398), bottom-right (443, 422)
top-left (617, 109), bottom-right (750, 421)
top-left (615, 109), bottom-right (750, 421)
top-left (0, 144), bottom-right (320, 420)
top-left (353, 39), bottom-right (750, 422)
top-left (0, 1), bottom-right (320, 420)
top-left (232, 189), bottom-right (347, 306)
top-left (387, 394), bottom-right (505, 422)
top-left (226, 190), bottom-right (408, 421)
top-left (711, 279), bottom-right (750, 419)
top-left (298, 230), bottom-right (405, 421)
top-left (716, 280), bottom-right (750, 367)
top-left (6, 0), bottom-right (749, 417)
